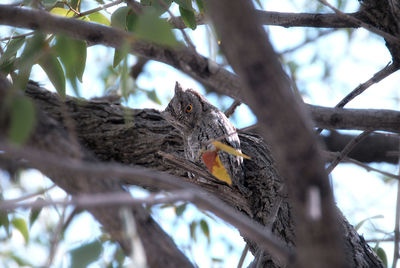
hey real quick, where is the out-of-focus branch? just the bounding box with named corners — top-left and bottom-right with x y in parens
top-left (204, 0), bottom-right (347, 267)
top-left (1, 143), bottom-right (294, 264)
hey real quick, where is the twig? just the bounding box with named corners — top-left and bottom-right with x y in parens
top-left (157, 0), bottom-right (196, 52)
top-left (392, 141), bottom-right (400, 268)
top-left (318, 0), bottom-right (400, 45)
top-left (366, 237), bottom-right (395, 243)
top-left (225, 100), bottom-right (242, 118)
top-left (316, 62), bottom-right (399, 134)
top-left (121, 208), bottom-right (148, 268)
top-left (3, 184), bottom-right (56, 204)
top-left (237, 244), bottom-right (249, 268)
top-left (0, 191), bottom-right (190, 211)
top-left (78, 0), bottom-right (124, 17)
top-left (280, 29), bottom-right (335, 54)
top-left (158, 151), bottom-right (226, 186)
top-left (45, 197), bottom-right (68, 268)
top-left (336, 63), bottom-right (399, 108)
top-left (326, 130), bottom-right (372, 174)
top-left (342, 156), bottom-right (400, 181)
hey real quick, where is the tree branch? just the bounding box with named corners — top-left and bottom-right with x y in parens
top-left (204, 0), bottom-right (347, 267)
top-left (309, 105), bottom-right (400, 132)
top-left (0, 4), bottom-right (244, 101)
top-left (11, 82), bottom-right (384, 267)
top-left (1, 143), bottom-right (293, 264)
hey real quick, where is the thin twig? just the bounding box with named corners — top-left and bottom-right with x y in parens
top-left (392, 141), bottom-right (400, 268)
top-left (45, 197), bottom-right (68, 268)
top-left (318, 0), bottom-right (400, 45)
top-left (0, 190), bottom-right (191, 211)
top-left (343, 156), bottom-right (400, 181)
top-left (237, 244), bottom-right (249, 268)
top-left (326, 130), bottom-right (372, 174)
top-left (4, 184), bottom-right (56, 204)
top-left (78, 0), bottom-right (124, 17)
top-left (225, 100), bottom-right (242, 118)
top-left (336, 62), bottom-right (399, 108)
top-left (158, 151), bottom-right (226, 186)
top-left (157, 0), bottom-right (196, 52)
top-left (280, 29), bottom-right (336, 54)
top-left (366, 237), bottom-right (395, 243)
top-left (316, 62), bottom-right (399, 134)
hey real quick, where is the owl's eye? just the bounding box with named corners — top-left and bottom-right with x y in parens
top-left (185, 104), bottom-right (193, 113)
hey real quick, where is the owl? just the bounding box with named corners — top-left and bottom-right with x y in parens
top-left (162, 82), bottom-right (245, 190)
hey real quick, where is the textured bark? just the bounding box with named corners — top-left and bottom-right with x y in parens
top-left (8, 83), bottom-right (383, 268)
top-left (0, 78), bottom-right (194, 268)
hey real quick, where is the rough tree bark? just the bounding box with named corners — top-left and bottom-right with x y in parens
top-left (0, 81), bottom-right (382, 267)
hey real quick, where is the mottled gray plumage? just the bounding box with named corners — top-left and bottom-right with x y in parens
top-left (162, 82), bottom-right (244, 188)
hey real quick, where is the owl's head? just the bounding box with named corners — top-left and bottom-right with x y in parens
top-left (162, 82), bottom-right (207, 133)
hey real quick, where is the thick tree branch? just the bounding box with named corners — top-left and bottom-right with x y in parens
top-left (309, 105), bottom-right (400, 132)
top-left (0, 77), bottom-right (193, 268)
top-left (204, 0), bottom-right (347, 267)
top-left (0, 4), bottom-right (243, 101)
top-left (10, 83), bottom-right (383, 267)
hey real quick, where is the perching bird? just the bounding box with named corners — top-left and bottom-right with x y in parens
top-left (162, 82), bottom-right (245, 190)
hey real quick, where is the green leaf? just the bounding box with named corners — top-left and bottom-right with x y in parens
top-left (112, 247), bottom-right (125, 267)
top-left (173, 0), bottom-right (193, 10)
top-left (15, 33), bottom-right (45, 89)
top-left (146, 89), bottom-right (162, 104)
top-left (8, 253), bottom-right (34, 266)
top-left (374, 247), bottom-right (387, 267)
top-left (50, 7), bottom-right (75, 17)
top-left (54, 35), bottom-right (87, 94)
top-left (11, 217), bottom-right (29, 244)
top-left (113, 49), bottom-right (126, 68)
top-left (8, 96), bottom-right (36, 145)
top-left (199, 219), bottom-right (210, 243)
top-left (29, 197), bottom-right (44, 228)
top-left (175, 203), bottom-right (187, 216)
top-left (140, 0), bottom-right (151, 5)
top-left (0, 37), bottom-right (26, 74)
top-left (126, 11), bottom-right (138, 32)
top-left (111, 7), bottom-right (131, 30)
top-left (195, 0), bottom-right (204, 13)
top-left (179, 7), bottom-right (196, 30)
top-left (38, 50), bottom-right (66, 98)
top-left (113, 41), bottom-right (130, 68)
top-left (70, 240), bottom-right (103, 268)
top-left (88, 12), bottom-right (111, 26)
top-left (0, 211), bottom-right (10, 235)
top-left (142, 0), bottom-right (172, 15)
top-left (189, 220), bottom-right (197, 242)
top-left (354, 215), bottom-right (383, 231)
top-left (120, 57), bottom-right (129, 101)
top-left (135, 10), bottom-right (178, 47)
